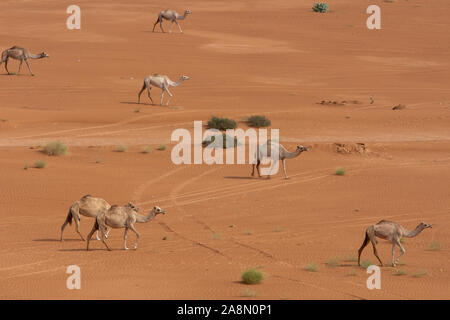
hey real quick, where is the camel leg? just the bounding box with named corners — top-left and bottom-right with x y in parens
top-left (152, 18), bottom-right (160, 32)
top-left (86, 221), bottom-right (98, 250)
top-left (24, 59), bottom-right (34, 76)
top-left (394, 240), bottom-right (406, 266)
top-left (169, 20), bottom-right (174, 33)
top-left (138, 83), bottom-right (146, 104)
top-left (5, 58), bottom-right (10, 74)
top-left (159, 18), bottom-right (165, 33)
top-left (165, 88), bottom-right (173, 105)
top-left (18, 59), bottom-right (23, 75)
top-left (256, 160), bottom-right (261, 178)
top-left (99, 225), bottom-right (111, 251)
top-left (123, 228), bottom-right (129, 250)
top-left (370, 239), bottom-right (383, 266)
top-left (160, 90), bottom-right (165, 106)
top-left (95, 230), bottom-right (101, 241)
top-left (357, 232), bottom-right (370, 266)
top-left (282, 159), bottom-right (289, 179)
top-left (129, 224), bottom-right (140, 250)
top-left (105, 227), bottom-right (111, 238)
top-left (73, 216), bottom-right (85, 241)
top-left (147, 87), bottom-right (154, 104)
top-left (175, 20), bottom-right (183, 33)
top-left (251, 164), bottom-right (255, 176)
top-left (266, 158), bottom-right (278, 179)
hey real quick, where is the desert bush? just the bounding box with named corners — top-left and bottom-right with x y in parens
top-left (241, 269), bottom-right (263, 284)
top-left (142, 146), bottom-right (151, 154)
top-left (115, 145), bottom-right (126, 152)
top-left (207, 116), bottom-right (236, 131)
top-left (241, 289), bottom-right (257, 297)
top-left (157, 145), bottom-right (166, 151)
top-left (202, 133), bottom-right (238, 149)
top-left (42, 141), bottom-right (67, 156)
top-left (246, 115), bottom-right (271, 128)
top-left (34, 160), bottom-right (47, 169)
top-left (335, 167), bottom-right (346, 175)
top-left (393, 269), bottom-right (408, 276)
top-left (304, 262), bottom-right (318, 272)
top-left (412, 270), bottom-right (428, 278)
top-left (326, 258), bottom-right (341, 268)
top-left (360, 260), bottom-right (374, 269)
top-left (313, 3), bottom-right (329, 13)
top-left (428, 241), bottom-right (441, 251)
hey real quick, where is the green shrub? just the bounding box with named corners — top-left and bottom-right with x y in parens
top-left (241, 289), bottom-right (257, 297)
top-left (207, 116), bottom-right (237, 131)
top-left (241, 269), bottom-right (263, 284)
top-left (360, 260), bottom-right (374, 269)
top-left (142, 146), bottom-right (151, 154)
top-left (157, 145), bottom-right (166, 151)
top-left (313, 3), bottom-right (329, 13)
top-left (34, 160), bottom-right (47, 169)
top-left (335, 168), bottom-right (346, 175)
top-left (326, 258), bottom-right (341, 268)
top-left (344, 255), bottom-right (357, 262)
top-left (42, 141), bottom-right (67, 156)
top-left (246, 115), bottom-right (271, 128)
top-left (202, 133), bottom-right (238, 149)
top-left (115, 145), bottom-right (126, 152)
top-left (304, 262), bottom-right (318, 272)
top-left (412, 270), bottom-right (428, 278)
top-left (428, 241), bottom-right (441, 251)
top-left (393, 269), bottom-right (408, 276)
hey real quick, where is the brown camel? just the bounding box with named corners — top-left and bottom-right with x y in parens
top-left (86, 205), bottom-right (166, 251)
top-left (60, 195), bottom-right (139, 241)
top-left (358, 220), bottom-right (432, 267)
top-left (1, 46), bottom-right (49, 76)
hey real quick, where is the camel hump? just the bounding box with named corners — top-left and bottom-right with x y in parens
top-left (376, 219), bottom-right (391, 225)
top-left (81, 194), bottom-right (92, 199)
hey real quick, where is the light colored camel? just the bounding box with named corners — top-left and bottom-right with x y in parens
top-left (86, 205), bottom-right (166, 251)
top-left (0, 46), bottom-right (49, 76)
top-left (251, 140), bottom-right (308, 179)
top-left (358, 220), bottom-right (432, 267)
top-left (138, 74), bottom-right (190, 106)
top-left (152, 9), bottom-right (192, 33)
top-left (60, 195), bottom-right (139, 241)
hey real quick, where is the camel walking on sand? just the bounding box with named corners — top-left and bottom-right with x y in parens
top-left (152, 9), bottom-right (192, 33)
top-left (252, 140), bottom-right (308, 179)
top-left (138, 74), bottom-right (190, 105)
top-left (0, 46), bottom-right (49, 76)
top-left (60, 195), bottom-right (139, 241)
top-left (87, 205), bottom-right (166, 251)
top-left (358, 220), bottom-right (432, 267)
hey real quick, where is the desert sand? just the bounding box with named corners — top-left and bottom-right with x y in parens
top-left (0, 0), bottom-right (449, 299)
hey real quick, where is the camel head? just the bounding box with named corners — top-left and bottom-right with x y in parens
top-left (297, 145), bottom-right (308, 152)
top-left (40, 52), bottom-right (50, 58)
top-left (152, 206), bottom-right (166, 215)
top-left (419, 222), bottom-right (432, 229)
top-left (184, 9), bottom-right (192, 15)
top-left (181, 75), bottom-right (190, 81)
top-left (125, 202), bottom-right (139, 212)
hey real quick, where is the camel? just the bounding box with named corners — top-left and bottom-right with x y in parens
top-left (86, 205), bottom-right (166, 251)
top-left (0, 46), bottom-right (49, 76)
top-left (138, 74), bottom-right (190, 106)
top-left (60, 195), bottom-right (139, 241)
top-left (251, 140), bottom-right (308, 179)
top-left (152, 9), bottom-right (192, 33)
top-left (358, 220), bottom-right (432, 267)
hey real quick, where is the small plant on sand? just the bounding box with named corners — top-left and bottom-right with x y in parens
top-left (428, 241), bottom-right (441, 251)
top-left (312, 3), bottom-right (329, 13)
top-left (34, 160), bottom-right (47, 169)
top-left (245, 115), bottom-right (271, 128)
top-left (241, 269), bottom-right (263, 284)
top-left (241, 288), bottom-right (257, 297)
top-left (157, 145), bottom-right (166, 151)
top-left (335, 168), bottom-right (346, 176)
top-left (24, 164), bottom-right (28, 170)
top-left (115, 145), bottom-right (126, 152)
top-left (244, 230), bottom-right (254, 236)
top-left (304, 262), bottom-right (318, 272)
top-left (207, 116), bottom-right (237, 131)
top-left (347, 270), bottom-right (358, 276)
top-left (42, 141), bottom-right (67, 156)
top-left (142, 146), bottom-right (151, 154)
top-left (360, 260), bottom-right (374, 269)
top-left (412, 270), bottom-right (428, 278)
top-left (211, 233), bottom-right (221, 240)
top-left (326, 258), bottom-right (341, 268)
top-left (393, 269), bottom-right (408, 276)
top-left (344, 255), bottom-right (357, 262)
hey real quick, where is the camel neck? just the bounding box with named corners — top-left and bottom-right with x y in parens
top-left (29, 53), bottom-right (43, 59)
top-left (284, 149), bottom-right (302, 159)
top-left (136, 211), bottom-right (156, 223)
top-left (169, 77), bottom-right (184, 87)
top-left (178, 12), bottom-right (187, 20)
top-left (404, 225), bottom-right (424, 238)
